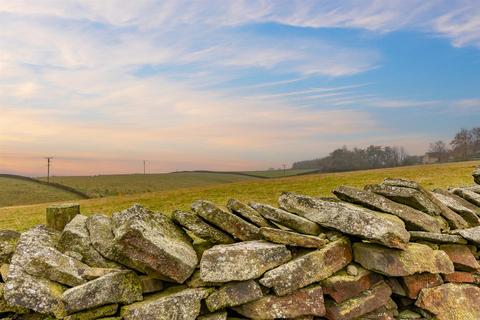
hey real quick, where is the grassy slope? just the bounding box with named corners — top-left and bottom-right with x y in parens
top-left (2, 160), bottom-right (479, 231)
top-left (0, 176), bottom-right (81, 207)
top-left (38, 172), bottom-right (259, 197)
top-left (239, 169), bottom-right (318, 178)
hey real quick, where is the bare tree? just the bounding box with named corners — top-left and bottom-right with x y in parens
top-left (450, 129), bottom-right (472, 160)
top-left (428, 141), bottom-right (448, 154)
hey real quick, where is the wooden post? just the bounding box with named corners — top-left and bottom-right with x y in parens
top-left (46, 203), bottom-right (80, 231)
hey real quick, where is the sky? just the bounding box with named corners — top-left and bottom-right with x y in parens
top-left (1, 1), bottom-right (480, 176)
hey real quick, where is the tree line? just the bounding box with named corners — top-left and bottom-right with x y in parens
top-left (428, 127), bottom-right (480, 161)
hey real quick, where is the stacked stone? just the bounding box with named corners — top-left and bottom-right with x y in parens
top-left (0, 170), bottom-right (479, 319)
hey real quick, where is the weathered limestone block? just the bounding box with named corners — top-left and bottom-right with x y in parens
top-left (64, 304), bottom-right (118, 320)
top-left (353, 242), bottom-right (454, 276)
top-left (279, 192), bottom-right (410, 249)
top-left (443, 271), bottom-right (475, 283)
top-left (249, 202), bottom-right (321, 235)
top-left (233, 285), bottom-right (325, 319)
top-left (474, 168), bottom-right (480, 185)
top-left (4, 225), bottom-right (66, 318)
top-left (260, 238), bottom-right (352, 295)
top-left (439, 244), bottom-right (480, 271)
top-left (452, 188), bottom-right (480, 207)
top-left (198, 311), bottom-right (227, 320)
top-left (324, 281), bottom-right (392, 320)
top-left (120, 287), bottom-right (211, 320)
top-left (86, 214), bottom-right (118, 260)
top-left (321, 265), bottom-right (383, 303)
top-left (172, 210), bottom-right (234, 244)
top-left (334, 186), bottom-right (445, 232)
top-left (451, 226), bottom-right (480, 244)
top-left (0, 230), bottom-right (20, 264)
top-left (200, 240), bottom-right (291, 282)
top-left (111, 204), bottom-right (198, 283)
top-left (433, 190), bottom-right (480, 227)
top-left (401, 273), bottom-right (443, 299)
top-left (192, 200), bottom-right (261, 241)
top-left (205, 280), bottom-right (262, 312)
top-left (0, 283), bottom-right (29, 314)
top-left (260, 227), bottom-right (328, 248)
top-left (227, 199), bottom-right (275, 228)
top-left (46, 203), bottom-right (80, 231)
top-left (58, 214), bottom-right (119, 268)
top-left (139, 275), bottom-right (164, 294)
top-left (409, 231), bottom-right (467, 244)
top-left (62, 270), bottom-right (142, 314)
top-left (415, 283), bottom-right (480, 320)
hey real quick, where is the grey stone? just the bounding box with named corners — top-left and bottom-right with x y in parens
top-left (205, 280), bottom-right (263, 312)
top-left (121, 287), bottom-right (211, 320)
top-left (334, 185), bottom-right (445, 232)
top-left (227, 198), bottom-right (275, 228)
top-left (279, 192), bottom-right (410, 249)
top-left (409, 231), bottom-right (467, 244)
top-left (260, 237), bottom-right (352, 295)
top-left (474, 168), bottom-right (480, 185)
top-left (198, 312), bottom-right (227, 320)
top-left (111, 204), bottom-right (198, 283)
top-left (4, 225), bottom-right (67, 318)
top-left (0, 230), bottom-right (20, 264)
top-left (200, 240), bottom-right (291, 282)
top-left (172, 210), bottom-right (234, 244)
top-left (46, 203), bottom-right (80, 231)
top-left (452, 188), bottom-right (480, 207)
top-left (64, 304), bottom-right (118, 320)
top-left (260, 227), bottom-right (328, 248)
top-left (62, 270), bottom-right (142, 314)
top-left (0, 283), bottom-right (29, 314)
top-left (139, 275), bottom-right (164, 294)
top-left (451, 226), bottom-right (480, 244)
top-left (433, 190), bottom-right (480, 227)
top-left (185, 270), bottom-right (222, 288)
top-left (192, 200), bottom-right (261, 241)
top-left (86, 214), bottom-right (118, 260)
top-left (353, 242), bottom-right (454, 276)
top-left (249, 202), bottom-right (321, 235)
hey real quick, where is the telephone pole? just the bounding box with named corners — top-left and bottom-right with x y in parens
top-left (45, 157), bottom-right (53, 182)
top-left (283, 164), bottom-right (286, 177)
top-left (143, 160), bottom-right (146, 175)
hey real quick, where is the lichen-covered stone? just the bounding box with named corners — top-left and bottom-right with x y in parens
top-left (353, 242), bottom-right (454, 276)
top-left (0, 230), bottom-right (20, 264)
top-left (452, 188), bottom-right (480, 207)
top-left (415, 283), bottom-right (480, 320)
top-left (249, 202), bottom-right (321, 235)
top-left (409, 231), bottom-right (467, 244)
top-left (321, 265), bottom-right (383, 303)
top-left (172, 210), bottom-right (234, 244)
top-left (439, 244), bottom-right (480, 271)
top-left (451, 226), bottom-right (480, 244)
top-left (325, 281), bottom-right (392, 320)
top-left (192, 200), bottom-right (261, 241)
top-left (443, 271), bottom-right (475, 283)
top-left (185, 270), bottom-right (222, 288)
top-left (433, 190), bottom-right (480, 227)
top-left (46, 203), bottom-right (80, 231)
top-left (205, 280), bottom-right (262, 312)
top-left (86, 214), bottom-right (118, 260)
top-left (355, 298), bottom-right (397, 320)
top-left (120, 287), bottom-right (211, 320)
top-left (334, 186), bottom-right (445, 232)
top-left (0, 283), bottom-right (29, 314)
top-left (4, 225), bottom-right (66, 318)
top-left (233, 285), bottom-right (325, 319)
top-left (58, 214), bottom-right (119, 268)
top-left (260, 227), bottom-right (328, 248)
top-left (111, 204), bottom-right (198, 283)
top-left (62, 270), bottom-right (142, 314)
top-left (474, 168), bottom-right (480, 185)
top-left (64, 304), bottom-right (118, 320)
top-left (198, 311), bottom-right (227, 320)
top-left (200, 240), bottom-right (291, 282)
top-left (227, 199), bottom-right (275, 228)
top-left (139, 275), bottom-right (163, 294)
top-left (279, 192), bottom-right (410, 249)
top-left (260, 237), bottom-right (352, 295)
top-left (0, 263), bottom-right (9, 281)
top-left (401, 272), bottom-right (443, 299)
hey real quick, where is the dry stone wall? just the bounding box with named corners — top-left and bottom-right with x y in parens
top-left (1, 168), bottom-right (480, 319)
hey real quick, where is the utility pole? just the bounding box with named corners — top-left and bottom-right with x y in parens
top-left (143, 160), bottom-right (146, 175)
top-left (45, 157), bottom-right (53, 182)
top-left (283, 164), bottom-right (286, 177)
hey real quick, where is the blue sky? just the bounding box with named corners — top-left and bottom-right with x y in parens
top-left (0, 1), bottom-right (479, 175)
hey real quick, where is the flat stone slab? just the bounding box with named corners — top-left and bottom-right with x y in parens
top-left (439, 244), bottom-right (480, 271)
top-left (334, 185), bottom-right (445, 233)
top-left (121, 287), bottom-right (211, 320)
top-left (227, 199), bottom-right (275, 228)
top-left (198, 312), bottom-right (227, 320)
top-left (200, 240), bottom-right (291, 282)
top-left (324, 281), bottom-right (392, 320)
top-left (260, 237), bottom-right (352, 295)
top-left (416, 283), bottom-right (480, 320)
top-left (111, 204), bottom-right (198, 283)
top-left (279, 192), bottom-right (410, 249)
top-left (234, 285), bottom-right (325, 319)
top-left (249, 202), bottom-right (321, 235)
top-left (353, 242), bottom-right (454, 277)
top-left (401, 272), bottom-right (443, 299)
top-left (452, 188), bottom-right (480, 207)
top-left (205, 280), bottom-right (262, 312)
top-left (451, 226), bottom-right (480, 244)
top-left (172, 210), bottom-right (234, 244)
top-left (62, 270), bottom-right (142, 314)
top-left (0, 230), bottom-right (20, 265)
top-left (409, 231), bottom-right (467, 244)
top-left (64, 304), bottom-right (118, 320)
top-left (192, 200), bottom-right (261, 241)
top-left (260, 227), bottom-right (328, 248)
top-left (433, 190), bottom-right (480, 227)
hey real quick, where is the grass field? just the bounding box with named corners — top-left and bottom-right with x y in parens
top-left (0, 176), bottom-right (82, 207)
top-left (38, 172), bottom-right (259, 197)
top-left (1, 160), bottom-right (479, 231)
top-left (239, 169), bottom-right (318, 178)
